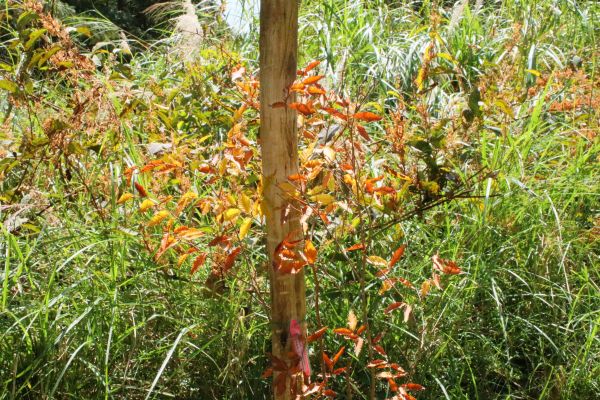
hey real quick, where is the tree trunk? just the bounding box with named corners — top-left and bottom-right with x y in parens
top-left (259, 1), bottom-right (306, 399)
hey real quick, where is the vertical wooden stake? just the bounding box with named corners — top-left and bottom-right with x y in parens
top-left (259, 1), bottom-right (306, 399)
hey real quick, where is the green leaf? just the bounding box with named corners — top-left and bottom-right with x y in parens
top-left (0, 79), bottom-right (18, 93)
top-left (25, 28), bottom-right (46, 50)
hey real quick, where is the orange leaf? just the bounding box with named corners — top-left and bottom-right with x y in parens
top-left (354, 111), bottom-right (382, 122)
top-left (322, 107), bottom-right (348, 121)
top-left (389, 244), bottom-right (406, 268)
top-left (333, 328), bottom-right (354, 336)
top-left (302, 75), bottom-right (324, 85)
top-left (290, 83), bottom-right (306, 92)
top-left (270, 101), bottom-right (287, 108)
top-left (289, 102), bottom-right (315, 116)
top-left (308, 86), bottom-right (327, 95)
top-left (323, 389), bottom-right (337, 398)
top-left (307, 326), bottom-right (328, 342)
top-left (402, 383), bottom-right (425, 391)
top-left (332, 346), bottom-right (345, 365)
top-left (304, 60), bottom-right (321, 73)
top-left (346, 243), bottom-right (365, 251)
top-left (191, 253), bottom-right (207, 275)
top-left (322, 352), bottom-right (333, 370)
top-left (304, 240), bottom-right (317, 264)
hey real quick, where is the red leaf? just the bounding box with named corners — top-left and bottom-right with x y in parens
top-left (208, 235), bottom-right (230, 247)
top-left (323, 389), bottom-right (337, 397)
top-left (134, 182), bottom-right (148, 197)
top-left (432, 254), bottom-right (462, 275)
top-left (356, 124), bottom-right (371, 141)
top-left (332, 367), bottom-right (347, 375)
top-left (384, 302), bottom-right (406, 315)
top-left (307, 326), bottom-right (328, 342)
top-left (389, 244), bottom-right (406, 268)
top-left (373, 344), bottom-right (387, 356)
top-left (354, 111), bottom-right (382, 122)
top-left (222, 247), bottom-right (242, 273)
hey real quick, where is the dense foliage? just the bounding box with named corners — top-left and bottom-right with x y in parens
top-left (0, 0), bottom-right (598, 399)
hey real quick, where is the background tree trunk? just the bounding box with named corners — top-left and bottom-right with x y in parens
top-left (259, 1), bottom-right (306, 399)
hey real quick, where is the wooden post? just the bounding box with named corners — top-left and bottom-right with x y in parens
top-left (259, 1), bottom-right (306, 399)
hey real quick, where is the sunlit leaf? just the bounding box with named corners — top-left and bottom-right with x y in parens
top-left (354, 111), bottom-right (382, 122)
top-left (367, 255), bottom-right (387, 266)
top-left (148, 210), bottom-right (170, 227)
top-left (302, 75), bottom-right (324, 85)
top-left (117, 192), bottom-right (134, 204)
top-left (304, 240), bottom-right (317, 264)
top-left (139, 199), bottom-right (155, 212)
top-left (239, 218), bottom-right (252, 239)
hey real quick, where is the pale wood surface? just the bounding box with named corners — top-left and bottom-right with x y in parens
top-left (259, 1), bottom-right (306, 398)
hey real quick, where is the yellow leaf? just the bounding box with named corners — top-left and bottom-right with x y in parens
top-left (223, 208), bottom-right (241, 222)
top-left (279, 182), bottom-right (299, 197)
top-left (148, 210), bottom-right (170, 227)
top-left (117, 192), bottom-right (134, 204)
top-left (139, 199), bottom-right (155, 212)
top-left (421, 280), bottom-right (431, 297)
top-left (177, 253), bottom-right (190, 266)
top-left (307, 185), bottom-right (325, 196)
top-left (227, 194), bottom-right (237, 206)
top-left (240, 193), bottom-right (252, 213)
top-left (367, 255), bottom-right (386, 266)
top-left (239, 218), bottom-right (252, 239)
top-left (311, 193), bottom-right (335, 205)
